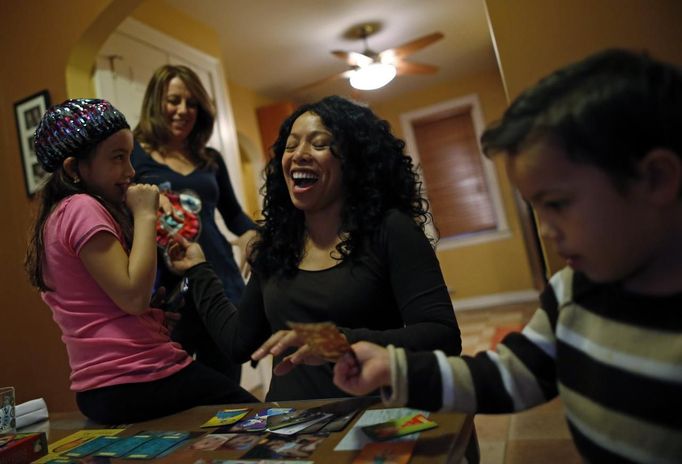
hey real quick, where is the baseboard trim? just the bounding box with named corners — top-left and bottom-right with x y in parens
top-left (453, 289), bottom-right (539, 311)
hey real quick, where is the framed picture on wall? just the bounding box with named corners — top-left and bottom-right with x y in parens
top-left (14, 90), bottom-right (51, 196)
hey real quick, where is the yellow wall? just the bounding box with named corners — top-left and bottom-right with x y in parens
top-left (485, 0), bottom-right (682, 273)
top-left (374, 69), bottom-right (536, 299)
top-left (0, 0), bottom-right (255, 412)
top-left (228, 81), bottom-right (275, 216)
top-left (0, 0), bottom-right (142, 412)
top-left (131, 0), bottom-right (221, 57)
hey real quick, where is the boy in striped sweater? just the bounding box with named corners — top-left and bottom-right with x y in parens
top-left (333, 49), bottom-right (682, 463)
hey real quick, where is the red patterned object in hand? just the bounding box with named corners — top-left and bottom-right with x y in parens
top-left (156, 190), bottom-right (202, 249)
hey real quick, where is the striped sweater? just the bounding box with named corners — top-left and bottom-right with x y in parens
top-left (384, 267), bottom-right (682, 463)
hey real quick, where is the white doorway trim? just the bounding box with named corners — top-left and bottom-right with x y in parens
top-left (103, 18), bottom-right (245, 205)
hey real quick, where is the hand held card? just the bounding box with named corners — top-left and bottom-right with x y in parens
top-left (287, 321), bottom-right (354, 361)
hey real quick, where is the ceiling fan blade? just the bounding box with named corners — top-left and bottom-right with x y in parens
top-left (331, 50), bottom-right (374, 67)
top-left (395, 61), bottom-right (439, 75)
top-left (292, 70), bottom-right (354, 93)
top-left (380, 32), bottom-right (444, 60)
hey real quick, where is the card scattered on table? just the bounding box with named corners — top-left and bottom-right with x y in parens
top-left (123, 431), bottom-right (193, 459)
top-left (201, 408), bottom-right (250, 428)
top-left (361, 413), bottom-right (437, 441)
top-left (229, 407), bottom-right (294, 432)
top-left (241, 433), bottom-right (326, 460)
top-left (352, 441), bottom-right (416, 464)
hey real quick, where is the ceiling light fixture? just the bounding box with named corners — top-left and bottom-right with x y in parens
top-left (349, 63), bottom-right (397, 90)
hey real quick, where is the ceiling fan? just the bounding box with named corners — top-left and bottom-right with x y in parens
top-left (297, 22), bottom-right (444, 92)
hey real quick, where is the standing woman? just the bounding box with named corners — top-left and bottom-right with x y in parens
top-left (132, 65), bottom-right (257, 381)
top-left (170, 95), bottom-right (462, 401)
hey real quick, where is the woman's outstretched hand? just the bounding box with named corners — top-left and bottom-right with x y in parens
top-left (333, 341), bottom-right (392, 396)
top-left (251, 330), bottom-right (327, 376)
top-left (166, 235), bottom-right (206, 273)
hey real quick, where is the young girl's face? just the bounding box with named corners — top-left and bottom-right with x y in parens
top-left (78, 129), bottom-right (135, 205)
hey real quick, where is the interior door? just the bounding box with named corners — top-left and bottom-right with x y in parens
top-left (93, 20), bottom-right (268, 396)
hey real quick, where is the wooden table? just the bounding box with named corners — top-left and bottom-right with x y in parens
top-left (29, 398), bottom-right (474, 463)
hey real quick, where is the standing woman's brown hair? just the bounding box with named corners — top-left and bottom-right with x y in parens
top-left (134, 65), bottom-right (216, 168)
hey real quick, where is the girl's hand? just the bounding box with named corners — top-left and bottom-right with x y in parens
top-left (333, 341), bottom-right (391, 396)
top-left (166, 235), bottom-right (207, 272)
top-left (126, 183), bottom-right (159, 218)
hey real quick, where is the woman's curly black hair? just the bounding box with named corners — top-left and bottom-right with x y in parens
top-left (249, 95), bottom-right (433, 277)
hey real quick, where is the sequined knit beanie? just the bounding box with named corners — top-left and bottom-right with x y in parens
top-left (34, 99), bottom-right (130, 173)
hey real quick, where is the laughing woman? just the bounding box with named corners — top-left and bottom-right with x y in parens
top-left (170, 95), bottom-right (462, 401)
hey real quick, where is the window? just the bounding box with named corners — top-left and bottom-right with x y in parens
top-left (401, 94), bottom-right (508, 248)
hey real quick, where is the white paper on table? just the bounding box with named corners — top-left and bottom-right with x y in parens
top-left (333, 407), bottom-right (429, 451)
top-left (267, 413), bottom-right (334, 435)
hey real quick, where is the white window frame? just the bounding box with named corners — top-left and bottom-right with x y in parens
top-left (400, 94), bottom-right (509, 250)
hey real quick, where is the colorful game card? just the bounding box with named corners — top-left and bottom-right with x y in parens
top-left (93, 435), bottom-right (154, 458)
top-left (352, 441), bottom-right (416, 464)
top-left (0, 386), bottom-right (16, 433)
top-left (123, 431), bottom-right (191, 459)
top-left (266, 408), bottom-right (329, 431)
top-left (34, 429), bottom-right (125, 463)
top-left (218, 433), bottom-right (260, 451)
top-left (63, 436), bottom-right (117, 457)
top-left (230, 407), bottom-right (294, 432)
top-left (201, 408), bottom-right (250, 428)
top-left (361, 413), bottom-right (437, 441)
top-left (287, 321), bottom-right (354, 361)
top-left (241, 433), bottom-right (326, 460)
top-left (190, 433), bottom-right (229, 451)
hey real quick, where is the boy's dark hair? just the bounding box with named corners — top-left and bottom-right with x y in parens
top-left (481, 49), bottom-right (682, 185)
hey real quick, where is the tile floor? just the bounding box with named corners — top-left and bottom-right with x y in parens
top-left (458, 302), bottom-right (583, 464)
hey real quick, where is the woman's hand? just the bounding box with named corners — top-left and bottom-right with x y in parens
top-left (166, 235), bottom-right (207, 273)
top-left (251, 330), bottom-right (326, 376)
top-left (159, 192), bottom-right (173, 214)
top-left (333, 341), bottom-right (391, 396)
top-left (230, 229), bottom-right (258, 279)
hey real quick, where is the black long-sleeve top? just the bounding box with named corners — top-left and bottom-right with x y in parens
top-left (132, 143), bottom-right (256, 299)
top-left (186, 209), bottom-right (461, 400)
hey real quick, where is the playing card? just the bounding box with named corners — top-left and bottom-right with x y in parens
top-left (361, 414), bottom-right (437, 441)
top-left (93, 435), bottom-right (154, 458)
top-left (201, 408), bottom-right (250, 428)
top-left (352, 441), bottom-right (416, 463)
top-left (0, 387), bottom-right (15, 434)
top-left (287, 321), bottom-right (353, 360)
top-left (62, 436), bottom-right (115, 457)
top-left (230, 407), bottom-right (294, 432)
top-left (123, 432), bottom-right (191, 459)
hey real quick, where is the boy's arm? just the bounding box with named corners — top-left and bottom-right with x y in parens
top-left (336, 285), bottom-right (561, 414)
top-left (392, 291), bottom-right (560, 413)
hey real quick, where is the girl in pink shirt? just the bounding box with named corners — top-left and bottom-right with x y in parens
top-left (25, 99), bottom-right (255, 424)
